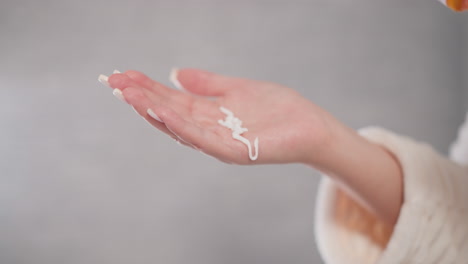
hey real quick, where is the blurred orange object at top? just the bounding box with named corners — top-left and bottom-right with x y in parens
top-left (441, 0), bottom-right (468, 11)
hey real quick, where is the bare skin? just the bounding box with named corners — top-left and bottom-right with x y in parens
top-left (108, 69), bottom-right (335, 165)
top-left (107, 68), bottom-right (403, 233)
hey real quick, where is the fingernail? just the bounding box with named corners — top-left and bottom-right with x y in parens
top-left (113, 69), bottom-right (121, 74)
top-left (169, 67), bottom-right (184, 90)
top-left (98, 74), bottom-right (110, 87)
top-left (112, 88), bottom-right (126, 103)
top-left (147, 109), bottom-right (163, 122)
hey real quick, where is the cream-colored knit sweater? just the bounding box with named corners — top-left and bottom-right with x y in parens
top-left (315, 121), bottom-right (468, 263)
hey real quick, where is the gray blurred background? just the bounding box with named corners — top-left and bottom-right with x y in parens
top-left (0, 1), bottom-right (466, 263)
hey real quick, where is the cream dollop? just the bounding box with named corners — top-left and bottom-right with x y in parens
top-left (218, 106), bottom-right (259, 161)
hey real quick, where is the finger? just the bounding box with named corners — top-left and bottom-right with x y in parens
top-left (147, 102), bottom-right (255, 164)
top-left (124, 70), bottom-right (196, 113)
top-left (122, 87), bottom-right (191, 146)
top-left (171, 68), bottom-right (248, 97)
top-left (154, 105), bottom-right (232, 159)
top-left (124, 70), bottom-right (174, 97)
top-left (108, 73), bottom-right (141, 91)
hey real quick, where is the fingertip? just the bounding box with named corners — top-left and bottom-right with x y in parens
top-left (120, 87), bottom-right (143, 105)
top-left (176, 68), bottom-right (234, 96)
top-left (176, 68), bottom-right (202, 89)
top-left (124, 70), bottom-right (148, 83)
top-left (108, 73), bottom-right (134, 89)
top-left (157, 107), bottom-right (175, 123)
top-left (147, 108), bottom-right (163, 123)
top-left (124, 89), bottom-right (163, 126)
top-left (112, 88), bottom-right (126, 103)
top-left (98, 74), bottom-right (110, 87)
top-left (157, 107), bottom-right (181, 131)
top-left (125, 70), bottom-right (173, 95)
top-left (169, 67), bottom-right (184, 90)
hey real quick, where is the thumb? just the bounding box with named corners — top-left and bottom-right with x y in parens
top-left (170, 68), bottom-right (244, 96)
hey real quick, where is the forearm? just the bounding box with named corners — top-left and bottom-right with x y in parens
top-left (310, 118), bottom-right (404, 226)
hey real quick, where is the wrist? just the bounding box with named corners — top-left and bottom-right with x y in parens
top-left (301, 112), bottom-right (353, 170)
top-left (305, 120), bottom-right (403, 225)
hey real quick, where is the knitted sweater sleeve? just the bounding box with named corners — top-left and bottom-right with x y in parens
top-left (314, 127), bottom-right (468, 264)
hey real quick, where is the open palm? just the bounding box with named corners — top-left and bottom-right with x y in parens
top-left (107, 69), bottom-right (332, 165)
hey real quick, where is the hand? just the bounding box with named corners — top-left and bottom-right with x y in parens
top-left (106, 68), bottom-right (335, 165)
top-left (105, 68), bottom-right (403, 225)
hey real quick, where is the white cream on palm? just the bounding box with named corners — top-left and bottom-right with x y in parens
top-left (218, 106), bottom-right (259, 161)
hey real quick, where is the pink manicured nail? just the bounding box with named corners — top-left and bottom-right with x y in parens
top-left (147, 109), bottom-right (163, 122)
top-left (112, 89), bottom-right (126, 103)
top-left (169, 67), bottom-right (184, 90)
